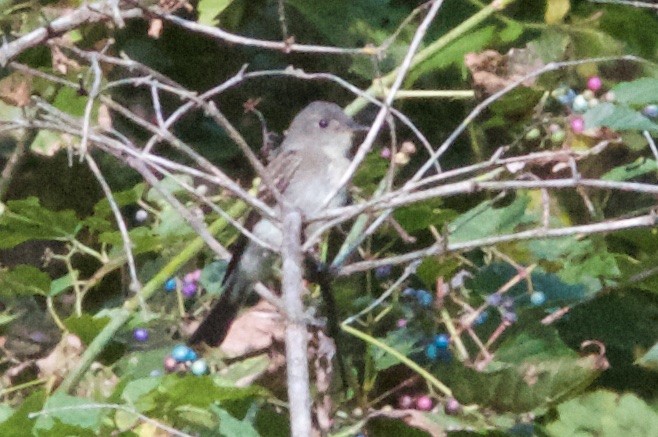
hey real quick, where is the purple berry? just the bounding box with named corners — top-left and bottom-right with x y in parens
top-left (182, 281), bottom-right (197, 298)
top-left (503, 310), bottom-right (517, 323)
top-left (380, 147), bottom-right (392, 159)
top-left (486, 294), bottom-right (502, 307)
top-left (415, 395), bottom-right (433, 411)
top-left (587, 76), bottom-right (602, 92)
top-left (402, 287), bottom-right (416, 297)
top-left (375, 265), bottom-right (392, 279)
top-left (164, 278), bottom-right (177, 292)
top-left (133, 328), bottom-right (149, 342)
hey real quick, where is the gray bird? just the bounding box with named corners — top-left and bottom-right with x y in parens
top-left (189, 101), bottom-right (367, 347)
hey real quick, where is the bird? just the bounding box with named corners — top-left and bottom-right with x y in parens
top-left (188, 101), bottom-right (367, 347)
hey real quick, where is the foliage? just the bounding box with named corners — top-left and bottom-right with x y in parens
top-left (0, 0), bottom-right (658, 436)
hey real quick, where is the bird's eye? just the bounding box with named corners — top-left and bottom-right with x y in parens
top-left (318, 119), bottom-right (329, 128)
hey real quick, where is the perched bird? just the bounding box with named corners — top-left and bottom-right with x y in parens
top-left (189, 101), bottom-right (367, 347)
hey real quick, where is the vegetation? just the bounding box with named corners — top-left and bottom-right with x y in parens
top-left (1, 0), bottom-right (658, 435)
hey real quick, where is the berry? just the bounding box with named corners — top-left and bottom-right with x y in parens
top-left (603, 91), bottom-right (615, 102)
top-left (164, 278), bottom-right (177, 292)
top-left (380, 147), bottom-right (392, 159)
top-left (396, 318), bottom-right (408, 328)
top-left (398, 394), bottom-right (414, 409)
top-left (185, 348), bottom-right (198, 362)
top-left (550, 129), bottom-right (566, 144)
top-left (444, 397), bottom-right (461, 415)
top-left (486, 294), bottom-right (502, 306)
top-left (182, 281), bottom-right (198, 298)
top-left (530, 291), bottom-right (546, 306)
top-left (133, 328), bottom-right (149, 342)
top-left (582, 89), bottom-right (595, 101)
top-left (525, 128), bottom-right (541, 140)
top-left (402, 287), bottom-right (417, 297)
top-left (570, 117), bottom-right (585, 134)
top-left (642, 104), bottom-right (658, 118)
top-left (502, 310), bottom-right (518, 323)
top-left (171, 344), bottom-right (192, 362)
top-left (190, 359), bottom-right (208, 375)
top-left (163, 355), bottom-right (177, 372)
top-left (135, 209), bottom-right (148, 222)
top-left (572, 94), bottom-right (589, 113)
top-left (416, 290), bottom-right (433, 307)
top-left (433, 333), bottom-right (450, 349)
top-left (415, 395), bottom-right (433, 411)
top-left (588, 98), bottom-right (599, 108)
top-left (425, 344), bottom-right (439, 361)
top-left (184, 269), bottom-right (202, 283)
top-left (555, 88), bottom-right (576, 106)
top-left (587, 76), bottom-right (602, 92)
top-left (474, 311), bottom-right (489, 325)
top-left (375, 265), bottom-right (392, 279)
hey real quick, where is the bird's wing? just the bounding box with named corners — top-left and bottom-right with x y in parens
top-left (221, 149), bottom-right (302, 285)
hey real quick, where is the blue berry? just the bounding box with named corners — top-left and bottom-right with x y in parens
top-left (190, 359), bottom-right (208, 375)
top-left (474, 311), bottom-right (489, 325)
top-left (425, 344), bottom-right (439, 361)
top-left (416, 290), bottom-right (433, 307)
top-left (555, 88), bottom-right (576, 106)
top-left (643, 104), bottom-right (658, 118)
top-left (375, 265), bottom-right (392, 279)
top-left (133, 328), bottom-right (149, 342)
top-left (433, 333), bottom-right (450, 349)
top-left (402, 287), bottom-right (417, 297)
top-left (171, 344), bottom-right (192, 362)
top-left (530, 291), bottom-right (546, 306)
top-left (572, 94), bottom-right (589, 113)
top-left (164, 278), bottom-right (177, 292)
top-left (184, 348), bottom-right (198, 362)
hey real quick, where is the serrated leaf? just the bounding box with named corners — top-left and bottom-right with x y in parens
top-left (33, 392), bottom-right (105, 433)
top-left (0, 265), bottom-right (51, 297)
top-left (369, 329), bottom-right (421, 371)
top-left (583, 102), bottom-right (658, 131)
top-left (49, 272), bottom-right (78, 297)
top-left (198, 0), bottom-right (233, 26)
top-left (0, 197), bottom-right (80, 248)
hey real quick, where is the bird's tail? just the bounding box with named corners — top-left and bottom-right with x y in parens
top-left (188, 272), bottom-right (252, 347)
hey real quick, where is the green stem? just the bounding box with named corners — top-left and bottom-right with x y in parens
top-left (57, 202), bottom-right (246, 394)
top-left (345, 0), bottom-right (517, 115)
top-left (341, 322), bottom-right (453, 397)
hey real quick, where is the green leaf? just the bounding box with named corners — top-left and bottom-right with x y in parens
top-left (602, 158), bottom-right (657, 181)
top-left (636, 342), bottom-right (658, 371)
top-left (546, 390), bottom-right (658, 436)
top-left (30, 129), bottom-right (67, 156)
top-left (0, 265), bottom-right (51, 297)
top-left (33, 392), bottom-right (105, 433)
top-left (63, 315), bottom-right (110, 346)
top-left (100, 226), bottom-right (161, 255)
top-left (216, 406), bottom-right (260, 437)
top-left (52, 86), bottom-right (88, 117)
top-left (449, 195), bottom-right (534, 242)
top-left (49, 272), bottom-right (77, 297)
top-left (0, 197), bottom-right (80, 248)
top-left (583, 102), bottom-right (658, 132)
top-left (612, 78), bottom-right (658, 107)
top-left (0, 391), bottom-right (46, 436)
top-left (369, 329), bottom-right (421, 371)
top-left (200, 260), bottom-right (228, 295)
top-left (145, 174), bottom-right (194, 206)
top-left (198, 0), bottom-right (233, 26)
top-left (393, 201), bottom-right (450, 233)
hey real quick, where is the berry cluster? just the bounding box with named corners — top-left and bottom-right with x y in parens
top-left (163, 268), bottom-right (202, 298)
top-left (164, 344), bottom-right (208, 376)
top-left (402, 287), bottom-right (434, 307)
top-left (397, 394), bottom-right (461, 414)
top-left (425, 332), bottom-right (451, 362)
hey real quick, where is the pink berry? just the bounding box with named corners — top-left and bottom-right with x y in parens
top-left (415, 395), bottom-right (433, 411)
top-left (396, 318), bottom-right (408, 328)
top-left (398, 395), bottom-right (414, 409)
top-left (444, 397), bottom-right (461, 415)
top-left (587, 76), bottom-right (602, 92)
top-left (184, 269), bottom-right (202, 283)
top-left (380, 147), bottom-right (391, 159)
top-left (570, 117), bottom-right (585, 134)
top-left (164, 356), bottom-right (177, 372)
